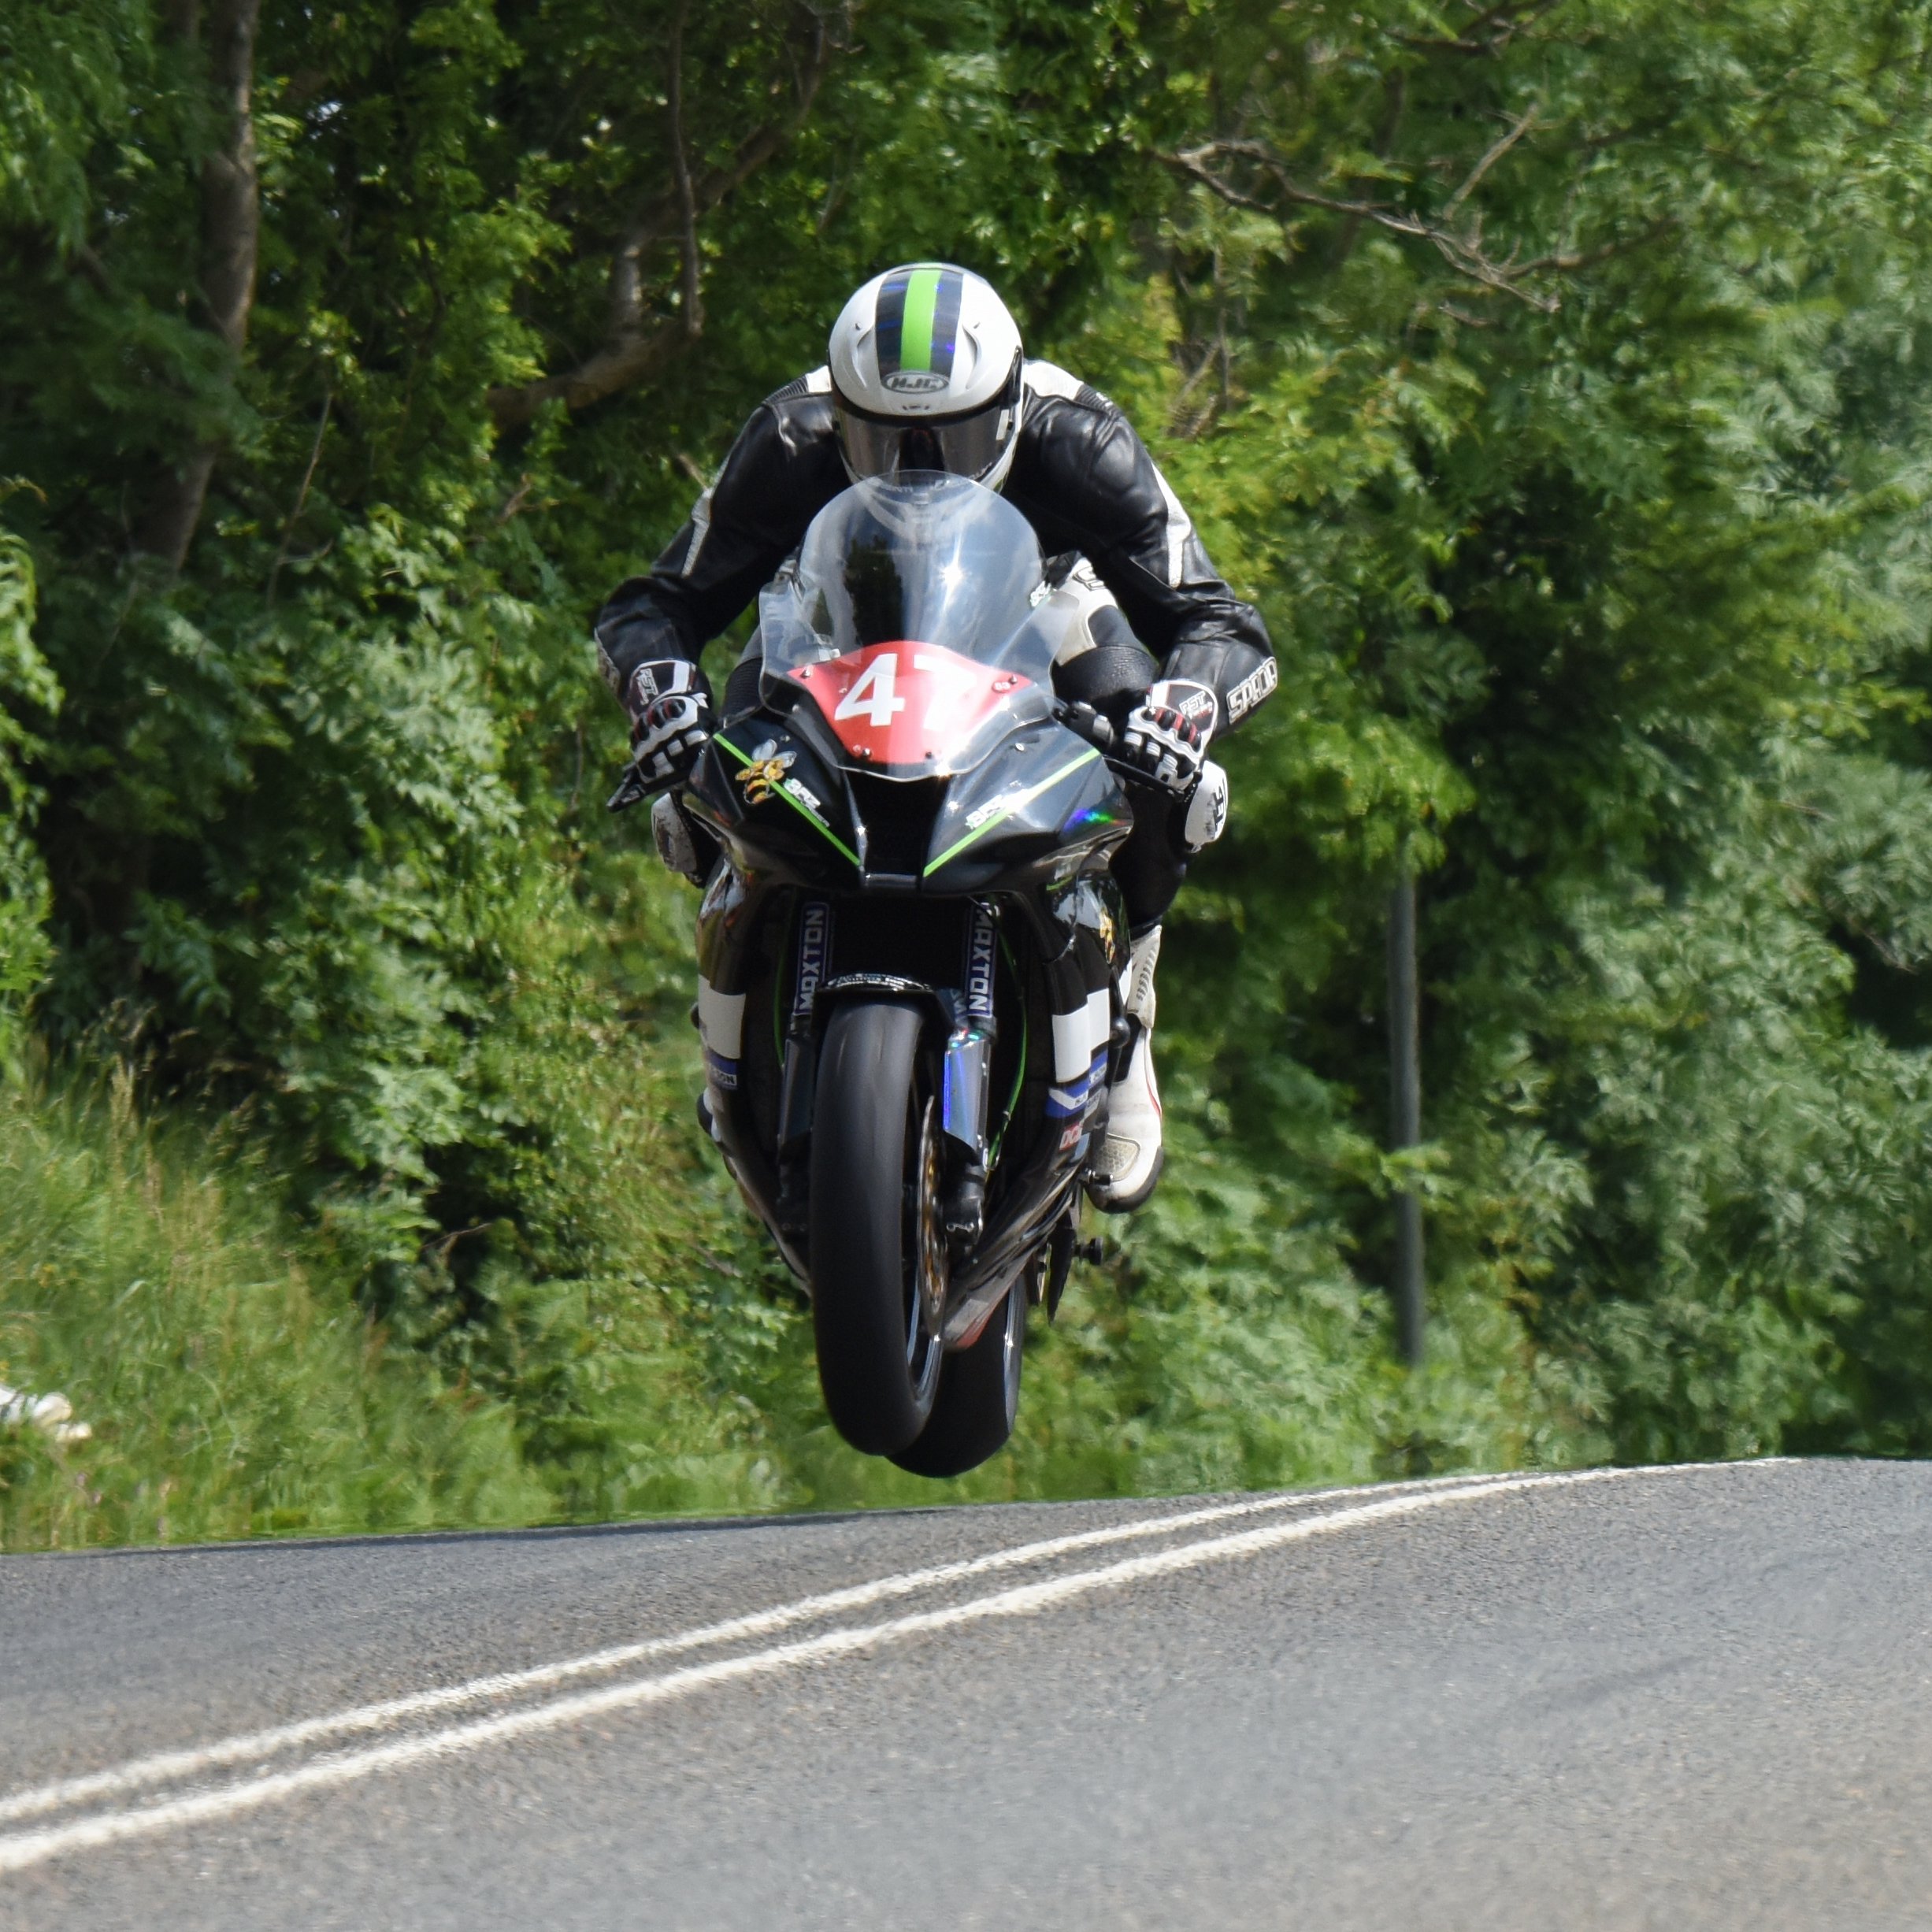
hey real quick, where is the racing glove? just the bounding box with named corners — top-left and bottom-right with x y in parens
top-left (1114, 679), bottom-right (1218, 795)
top-left (622, 658), bottom-right (715, 792)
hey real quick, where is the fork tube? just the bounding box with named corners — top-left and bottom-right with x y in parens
top-left (777, 901), bottom-right (832, 1226)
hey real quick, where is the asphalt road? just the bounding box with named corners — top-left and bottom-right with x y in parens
top-left (2, 1458), bottom-right (1928, 1929)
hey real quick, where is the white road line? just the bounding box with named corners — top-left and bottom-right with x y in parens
top-left (0, 1474), bottom-right (1488, 1830)
top-left (0, 1461), bottom-right (1781, 1876)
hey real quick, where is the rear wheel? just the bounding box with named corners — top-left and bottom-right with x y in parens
top-left (891, 1273), bottom-right (1026, 1478)
top-left (810, 999), bottom-right (945, 1455)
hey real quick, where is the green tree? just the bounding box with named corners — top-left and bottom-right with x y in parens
top-left (9, 0), bottom-right (1932, 1537)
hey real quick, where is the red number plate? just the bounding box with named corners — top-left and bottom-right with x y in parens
top-left (788, 641), bottom-right (1030, 769)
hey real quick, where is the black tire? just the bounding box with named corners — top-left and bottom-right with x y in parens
top-left (891, 1277), bottom-right (1025, 1478)
top-left (810, 999), bottom-right (945, 1455)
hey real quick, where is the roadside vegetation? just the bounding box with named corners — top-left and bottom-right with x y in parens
top-left (6, 0), bottom-right (1932, 1546)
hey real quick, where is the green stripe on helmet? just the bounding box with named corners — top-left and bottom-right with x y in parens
top-left (899, 267), bottom-right (941, 373)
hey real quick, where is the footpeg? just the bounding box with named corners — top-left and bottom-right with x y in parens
top-left (944, 1170), bottom-right (985, 1257)
top-left (776, 1159), bottom-right (810, 1241)
top-left (1044, 1216), bottom-right (1075, 1322)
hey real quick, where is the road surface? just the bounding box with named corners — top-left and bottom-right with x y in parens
top-left (2, 1458), bottom-right (1927, 1928)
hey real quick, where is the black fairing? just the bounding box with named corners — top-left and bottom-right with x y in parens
top-left (689, 705), bottom-right (1128, 895)
top-left (686, 695), bottom-right (1133, 1337)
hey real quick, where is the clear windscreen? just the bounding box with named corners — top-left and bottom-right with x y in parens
top-left (758, 473), bottom-right (1054, 681)
top-left (757, 473), bottom-right (1057, 776)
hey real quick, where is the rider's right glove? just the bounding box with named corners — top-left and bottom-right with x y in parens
top-left (1113, 679), bottom-right (1218, 795)
top-left (622, 658), bottom-right (715, 791)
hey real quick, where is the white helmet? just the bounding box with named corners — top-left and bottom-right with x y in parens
top-left (828, 263), bottom-right (1025, 487)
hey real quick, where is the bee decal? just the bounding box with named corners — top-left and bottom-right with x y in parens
top-left (736, 743), bottom-right (795, 806)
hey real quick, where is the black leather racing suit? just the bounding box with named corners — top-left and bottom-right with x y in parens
top-left (594, 361), bottom-right (1277, 929)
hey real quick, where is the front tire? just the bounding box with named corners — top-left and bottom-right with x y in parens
top-left (892, 1277), bottom-right (1025, 1478)
top-left (810, 999), bottom-right (945, 1455)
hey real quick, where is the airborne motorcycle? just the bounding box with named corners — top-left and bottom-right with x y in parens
top-left (663, 473), bottom-right (1144, 1476)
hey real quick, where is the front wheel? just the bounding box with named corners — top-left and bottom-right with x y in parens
top-left (810, 999), bottom-right (945, 1455)
top-left (891, 1277), bottom-right (1025, 1478)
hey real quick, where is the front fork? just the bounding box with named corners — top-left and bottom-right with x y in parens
top-left (774, 899), bottom-right (832, 1239)
top-left (938, 903), bottom-right (999, 1254)
top-left (773, 899), bottom-right (999, 1256)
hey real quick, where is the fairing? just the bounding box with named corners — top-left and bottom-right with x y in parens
top-left (758, 473), bottom-right (1058, 778)
top-left (691, 717), bottom-right (1128, 896)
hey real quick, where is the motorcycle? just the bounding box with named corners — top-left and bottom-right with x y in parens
top-left (654, 472), bottom-right (1139, 1476)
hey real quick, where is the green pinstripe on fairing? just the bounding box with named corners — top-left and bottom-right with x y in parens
top-left (712, 734), bottom-right (860, 866)
top-left (923, 746), bottom-right (1101, 876)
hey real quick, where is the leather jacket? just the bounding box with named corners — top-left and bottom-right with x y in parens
top-left (593, 361), bottom-right (1278, 734)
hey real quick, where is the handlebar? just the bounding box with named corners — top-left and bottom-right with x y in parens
top-left (1053, 699), bottom-right (1117, 752)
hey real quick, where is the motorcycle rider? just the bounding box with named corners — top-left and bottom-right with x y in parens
top-left (594, 263), bottom-right (1277, 1211)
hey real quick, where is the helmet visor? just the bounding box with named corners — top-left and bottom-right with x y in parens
top-left (835, 395), bottom-right (1018, 484)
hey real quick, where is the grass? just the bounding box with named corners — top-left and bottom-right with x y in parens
top-left (0, 1019), bottom-right (1572, 1550)
top-left (0, 1067), bottom-right (547, 1548)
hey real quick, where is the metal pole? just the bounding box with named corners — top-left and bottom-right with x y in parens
top-left (1387, 866), bottom-right (1425, 1366)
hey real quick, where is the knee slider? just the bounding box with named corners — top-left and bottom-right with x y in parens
top-left (652, 792), bottom-right (713, 886)
top-left (1183, 760), bottom-right (1229, 849)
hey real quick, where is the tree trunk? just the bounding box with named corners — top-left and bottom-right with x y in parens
top-left (135, 0), bottom-right (261, 573)
top-left (488, 7), bottom-right (840, 430)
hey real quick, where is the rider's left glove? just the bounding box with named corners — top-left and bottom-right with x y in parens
top-left (1114, 679), bottom-right (1218, 795)
top-left (624, 658), bottom-right (715, 791)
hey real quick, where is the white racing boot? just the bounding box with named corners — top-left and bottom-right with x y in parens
top-left (1088, 925), bottom-right (1165, 1213)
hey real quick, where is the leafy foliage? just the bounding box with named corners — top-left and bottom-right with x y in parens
top-left (0, 507), bottom-right (58, 1062)
top-left (6, 0), bottom-right (1932, 1542)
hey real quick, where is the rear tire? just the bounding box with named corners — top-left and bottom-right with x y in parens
top-left (810, 999), bottom-right (945, 1455)
top-left (891, 1277), bottom-right (1025, 1478)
